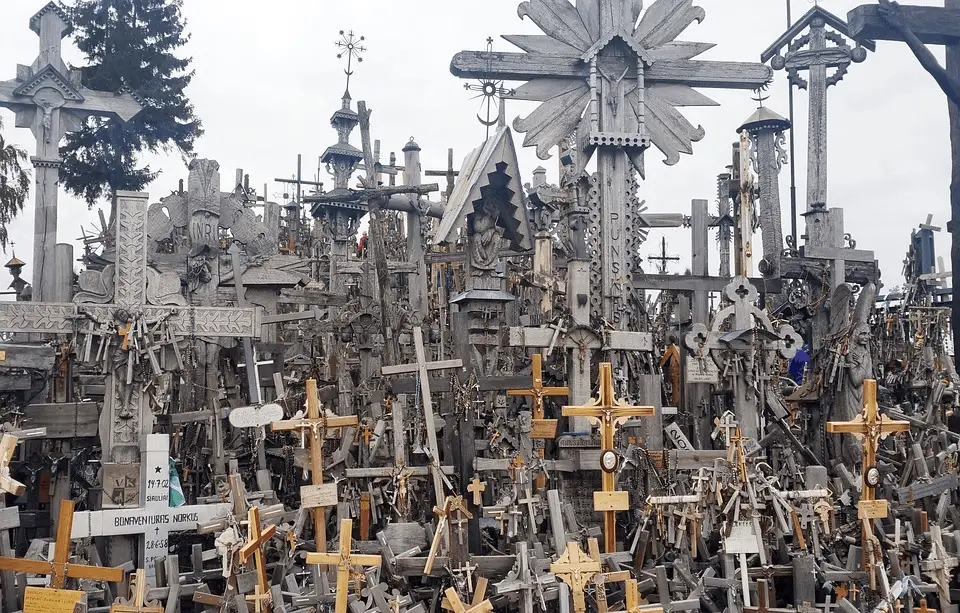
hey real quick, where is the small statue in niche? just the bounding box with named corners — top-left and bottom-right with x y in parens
top-left (469, 199), bottom-right (503, 274)
top-left (836, 284), bottom-right (877, 465)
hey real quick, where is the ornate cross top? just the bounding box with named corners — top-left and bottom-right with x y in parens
top-left (0, 499), bottom-right (124, 588)
top-left (110, 569), bottom-right (163, 613)
top-left (336, 29), bottom-right (366, 93)
top-left (647, 236), bottom-right (680, 274)
top-left (451, 0), bottom-right (772, 170)
top-left (306, 519), bottom-right (383, 613)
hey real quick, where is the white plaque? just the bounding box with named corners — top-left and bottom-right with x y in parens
top-left (724, 520), bottom-right (760, 554)
top-left (229, 403), bottom-right (284, 428)
top-left (687, 358), bottom-right (719, 384)
top-left (664, 423), bottom-right (694, 451)
top-left (300, 483), bottom-right (339, 509)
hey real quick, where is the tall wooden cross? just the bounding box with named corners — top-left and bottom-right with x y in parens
top-left (0, 3), bottom-right (143, 301)
top-left (452, 0), bottom-right (771, 329)
top-left (826, 378), bottom-right (909, 569)
top-left (507, 353), bottom-right (568, 488)
top-left (0, 499), bottom-right (125, 587)
top-left (563, 362), bottom-right (654, 552)
top-left (272, 378), bottom-right (358, 560)
top-left (425, 148), bottom-right (460, 202)
top-left (550, 541), bottom-right (602, 613)
top-left (305, 518), bottom-right (382, 613)
top-left (381, 326), bottom-right (464, 505)
top-left (0, 191), bottom-right (261, 464)
top-left (110, 569), bottom-right (163, 613)
top-left (846, 0), bottom-right (960, 369)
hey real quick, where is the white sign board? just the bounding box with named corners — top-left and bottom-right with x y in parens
top-left (72, 434), bottom-right (232, 586)
top-left (664, 422), bottom-right (694, 451)
top-left (300, 483), bottom-right (339, 509)
top-left (724, 520), bottom-right (761, 554)
top-left (229, 403), bottom-right (284, 428)
top-left (687, 358), bottom-right (719, 384)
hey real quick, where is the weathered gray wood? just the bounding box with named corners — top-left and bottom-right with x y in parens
top-left (0, 344), bottom-right (56, 369)
top-left (848, 5), bottom-right (960, 45)
top-left (780, 257), bottom-right (879, 284)
top-left (24, 402), bottom-right (99, 438)
top-left (451, 52), bottom-right (772, 89)
top-left (632, 274), bottom-right (782, 294)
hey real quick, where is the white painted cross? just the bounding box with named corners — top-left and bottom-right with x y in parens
top-left (71, 434), bottom-right (231, 586)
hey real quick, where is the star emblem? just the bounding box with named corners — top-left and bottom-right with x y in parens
top-left (155, 466), bottom-right (162, 474)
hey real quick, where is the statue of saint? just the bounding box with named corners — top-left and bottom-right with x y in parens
top-left (470, 200), bottom-right (502, 274)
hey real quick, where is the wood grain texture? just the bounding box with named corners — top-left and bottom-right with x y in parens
top-left (847, 5), bottom-right (960, 45)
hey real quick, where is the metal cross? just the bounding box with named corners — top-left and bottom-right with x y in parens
top-left (336, 29), bottom-right (366, 93)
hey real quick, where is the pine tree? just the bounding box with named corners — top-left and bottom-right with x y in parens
top-left (0, 118), bottom-right (30, 249)
top-left (61, 0), bottom-right (202, 206)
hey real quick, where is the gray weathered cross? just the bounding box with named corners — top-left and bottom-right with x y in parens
top-left (0, 3), bottom-right (143, 301)
top-left (0, 191), bottom-right (261, 463)
top-left (761, 6), bottom-right (873, 212)
top-left (451, 0), bottom-right (772, 330)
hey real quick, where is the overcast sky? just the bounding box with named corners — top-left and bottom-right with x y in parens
top-left (0, 0), bottom-right (952, 293)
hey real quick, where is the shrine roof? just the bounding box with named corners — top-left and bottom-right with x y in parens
top-left (737, 106), bottom-right (790, 134)
top-left (321, 143), bottom-right (363, 163)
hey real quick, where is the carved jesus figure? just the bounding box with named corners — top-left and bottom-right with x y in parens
top-left (469, 200), bottom-right (503, 275)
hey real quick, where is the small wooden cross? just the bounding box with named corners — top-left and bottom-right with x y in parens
top-left (550, 541), bottom-right (602, 613)
top-left (305, 519), bottom-right (382, 613)
top-left (273, 378), bottom-right (358, 557)
top-left (0, 433), bottom-right (25, 496)
top-left (467, 476), bottom-right (486, 506)
top-left (246, 584), bottom-right (273, 613)
top-left (834, 584), bottom-right (848, 600)
top-left (0, 499), bottom-right (124, 587)
top-left (110, 569), bottom-right (163, 613)
top-left (562, 362), bottom-right (655, 552)
top-left (508, 353), bottom-right (567, 488)
top-left (238, 506), bottom-right (276, 610)
top-left (914, 599), bottom-right (937, 613)
top-left (443, 587), bottom-right (493, 613)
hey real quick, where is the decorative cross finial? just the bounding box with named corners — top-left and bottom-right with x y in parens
top-left (463, 36), bottom-right (515, 138)
top-left (752, 90), bottom-right (769, 107)
top-left (336, 29), bottom-right (366, 94)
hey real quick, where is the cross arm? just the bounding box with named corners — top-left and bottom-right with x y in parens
top-left (561, 407), bottom-right (602, 418)
top-left (271, 415), bottom-right (359, 432)
top-left (64, 87), bottom-right (144, 123)
top-left (304, 184), bottom-right (439, 205)
top-left (238, 524), bottom-right (277, 563)
top-left (0, 558), bottom-right (123, 583)
top-left (305, 552), bottom-right (339, 565)
top-left (824, 422), bottom-right (866, 434)
top-left (847, 5), bottom-right (960, 46)
top-left (452, 51), bottom-right (772, 89)
top-left (381, 359), bottom-right (463, 376)
top-left (352, 554), bottom-right (383, 567)
top-left (611, 406), bottom-right (656, 419)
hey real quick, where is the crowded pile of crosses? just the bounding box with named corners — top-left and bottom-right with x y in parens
top-left (0, 1), bottom-right (959, 613)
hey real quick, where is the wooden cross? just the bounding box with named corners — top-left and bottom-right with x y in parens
top-left (550, 541), bottom-right (601, 613)
top-left (110, 569), bottom-right (163, 613)
top-left (246, 584), bottom-right (272, 613)
top-left (305, 519), bottom-right (382, 613)
top-left (238, 506), bottom-right (276, 609)
top-left (444, 587), bottom-right (493, 613)
top-left (467, 477), bottom-right (486, 507)
top-left (743, 579), bottom-right (797, 613)
top-left (0, 3), bottom-right (142, 300)
top-left (425, 148), bottom-right (460, 201)
top-left (846, 0), bottom-right (960, 369)
top-left (507, 353), bottom-right (568, 488)
top-left (0, 434), bottom-right (25, 496)
top-left (272, 378), bottom-right (358, 557)
top-left (562, 362), bottom-right (654, 552)
top-left (381, 325), bottom-right (463, 505)
top-left (0, 499), bottom-right (124, 587)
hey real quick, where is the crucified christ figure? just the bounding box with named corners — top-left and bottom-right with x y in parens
top-left (878, 0), bottom-right (960, 104)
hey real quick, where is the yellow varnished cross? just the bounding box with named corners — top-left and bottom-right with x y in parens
top-left (551, 541), bottom-right (602, 613)
top-left (508, 353), bottom-right (568, 488)
top-left (0, 499), bottom-right (124, 587)
top-left (272, 379), bottom-right (358, 558)
top-left (444, 586), bottom-right (493, 613)
top-left (467, 476), bottom-right (486, 506)
top-left (827, 379), bottom-right (909, 573)
top-left (110, 569), bottom-right (163, 612)
top-left (238, 506), bottom-right (276, 612)
top-left (914, 599), bottom-right (937, 613)
top-left (562, 362), bottom-right (654, 552)
top-left (0, 433), bottom-right (25, 496)
top-left (306, 519), bottom-right (382, 613)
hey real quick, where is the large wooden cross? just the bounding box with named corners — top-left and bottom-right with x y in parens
top-left (453, 0), bottom-right (771, 327)
top-left (507, 353), bottom-right (568, 488)
top-left (826, 378), bottom-right (909, 570)
top-left (847, 0), bottom-right (960, 369)
top-left (0, 499), bottom-right (124, 587)
top-left (0, 3), bottom-right (142, 300)
top-left (238, 506), bottom-right (277, 611)
top-left (272, 378), bottom-right (358, 560)
top-left (0, 191), bottom-right (261, 463)
top-left (563, 362), bottom-right (654, 553)
top-left (381, 325), bottom-right (463, 504)
top-left (305, 518), bottom-right (382, 613)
